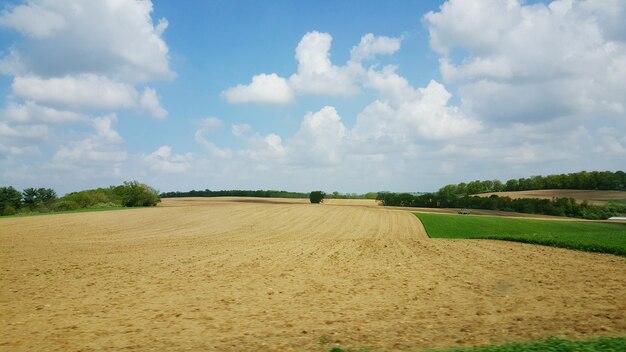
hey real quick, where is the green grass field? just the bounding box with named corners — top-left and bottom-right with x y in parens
top-left (329, 336), bottom-right (626, 352)
top-left (415, 213), bottom-right (626, 256)
top-left (0, 206), bottom-right (130, 219)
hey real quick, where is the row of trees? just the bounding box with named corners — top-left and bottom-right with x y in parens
top-left (0, 181), bottom-right (160, 216)
top-left (0, 187), bottom-right (58, 215)
top-left (377, 192), bottom-right (626, 219)
top-left (437, 171), bottom-right (626, 197)
top-left (329, 191), bottom-right (378, 199)
top-left (160, 189), bottom-right (309, 199)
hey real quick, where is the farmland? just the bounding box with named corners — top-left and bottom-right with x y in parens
top-left (415, 213), bottom-right (626, 256)
top-left (474, 189), bottom-right (626, 206)
top-left (1, 197), bottom-right (625, 351)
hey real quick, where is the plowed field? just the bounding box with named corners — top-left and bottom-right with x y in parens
top-left (1, 197), bottom-right (625, 351)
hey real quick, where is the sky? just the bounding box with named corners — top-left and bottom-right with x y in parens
top-left (0, 0), bottom-right (624, 195)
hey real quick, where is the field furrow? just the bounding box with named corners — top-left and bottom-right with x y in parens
top-left (1, 197), bottom-right (624, 352)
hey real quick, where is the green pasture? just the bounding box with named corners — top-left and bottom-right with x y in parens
top-left (415, 213), bottom-right (626, 256)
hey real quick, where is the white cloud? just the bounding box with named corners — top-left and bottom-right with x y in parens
top-left (198, 117), bottom-right (223, 130)
top-left (0, 0), bottom-right (172, 82)
top-left (139, 88), bottom-right (167, 119)
top-left (193, 117), bottom-right (231, 158)
top-left (425, 0), bottom-right (626, 123)
top-left (0, 143), bottom-right (39, 156)
top-left (354, 79), bottom-right (481, 141)
top-left (232, 123), bottom-right (251, 137)
top-left (0, 2), bottom-right (66, 38)
top-left (11, 74), bottom-right (167, 118)
top-left (12, 74), bottom-right (136, 109)
top-left (350, 33), bottom-right (402, 62)
top-left (242, 133), bottom-right (287, 161)
top-left (3, 101), bottom-right (85, 123)
top-left (0, 121), bottom-right (47, 139)
top-left (222, 32), bottom-right (405, 104)
top-left (289, 31), bottom-right (361, 96)
top-left (53, 114), bottom-right (127, 164)
top-left (289, 106), bottom-right (347, 164)
top-left (222, 73), bottom-right (294, 104)
top-left (143, 146), bottom-right (192, 173)
top-left (92, 114), bottom-right (122, 143)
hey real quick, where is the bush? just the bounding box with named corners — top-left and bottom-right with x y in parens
top-left (53, 199), bottom-right (80, 211)
top-left (309, 191), bottom-right (325, 204)
top-left (112, 181), bottom-right (160, 207)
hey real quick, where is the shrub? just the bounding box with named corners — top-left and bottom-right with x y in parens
top-left (112, 181), bottom-right (161, 207)
top-left (309, 191), bottom-right (325, 204)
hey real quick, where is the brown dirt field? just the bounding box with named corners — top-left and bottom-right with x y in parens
top-left (475, 189), bottom-right (626, 206)
top-left (1, 198), bottom-right (625, 352)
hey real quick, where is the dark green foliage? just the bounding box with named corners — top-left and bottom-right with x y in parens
top-left (422, 336), bottom-right (626, 352)
top-left (0, 186), bottom-right (22, 215)
top-left (309, 191), bottom-right (326, 204)
top-left (161, 189), bottom-right (309, 198)
top-left (0, 181), bottom-right (160, 217)
top-left (436, 171), bottom-right (625, 198)
top-left (328, 191), bottom-right (378, 199)
top-left (416, 213), bottom-right (626, 256)
top-left (377, 170), bottom-right (626, 219)
top-left (21, 187), bottom-right (57, 211)
top-left (377, 192), bottom-right (626, 219)
top-left (111, 181), bottom-right (160, 207)
top-left (61, 188), bottom-right (112, 208)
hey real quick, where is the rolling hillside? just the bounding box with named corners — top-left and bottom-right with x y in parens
top-left (475, 189), bottom-right (626, 206)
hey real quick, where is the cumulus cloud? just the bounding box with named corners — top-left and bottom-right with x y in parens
top-left (0, 2), bottom-right (66, 38)
top-left (11, 74), bottom-right (167, 118)
top-left (2, 101), bottom-right (85, 123)
top-left (289, 106), bottom-right (347, 165)
top-left (12, 74), bottom-right (137, 110)
top-left (139, 88), bottom-right (167, 119)
top-left (0, 121), bottom-right (47, 139)
top-left (350, 33), bottom-right (402, 62)
top-left (0, 0), bottom-right (172, 82)
top-left (241, 133), bottom-right (287, 161)
top-left (425, 0), bottom-right (626, 123)
top-left (223, 32), bottom-right (404, 104)
top-left (53, 114), bottom-right (127, 164)
top-left (355, 76), bottom-right (481, 141)
top-left (222, 73), bottom-right (294, 104)
top-left (288, 31), bottom-right (362, 96)
top-left (143, 146), bottom-right (192, 173)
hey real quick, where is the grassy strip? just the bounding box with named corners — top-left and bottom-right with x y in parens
top-left (608, 199), bottom-right (626, 206)
top-left (329, 336), bottom-right (626, 352)
top-left (423, 336), bottom-right (626, 352)
top-left (415, 213), bottom-right (626, 256)
top-left (0, 206), bottom-right (132, 219)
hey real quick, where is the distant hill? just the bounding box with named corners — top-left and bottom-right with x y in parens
top-left (474, 189), bottom-right (626, 206)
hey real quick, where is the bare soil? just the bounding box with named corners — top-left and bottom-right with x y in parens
top-left (1, 197), bottom-right (625, 351)
top-left (475, 189), bottom-right (626, 205)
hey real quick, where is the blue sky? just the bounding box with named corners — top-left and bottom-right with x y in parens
top-left (0, 0), bottom-right (624, 194)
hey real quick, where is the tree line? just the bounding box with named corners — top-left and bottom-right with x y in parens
top-left (376, 170), bottom-right (626, 220)
top-left (160, 189), bottom-right (310, 199)
top-left (0, 181), bottom-right (160, 216)
top-left (376, 192), bottom-right (626, 220)
top-left (436, 170), bottom-right (626, 197)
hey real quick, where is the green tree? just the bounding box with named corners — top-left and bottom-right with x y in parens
top-left (22, 187), bottom-right (57, 210)
top-left (0, 186), bottom-right (22, 215)
top-left (112, 181), bottom-right (160, 207)
top-left (309, 191), bottom-right (325, 204)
